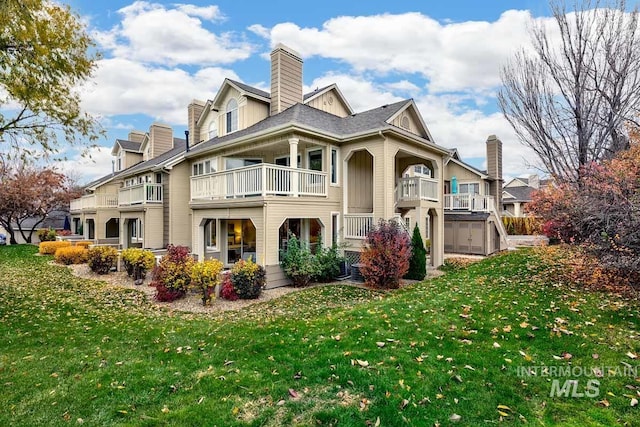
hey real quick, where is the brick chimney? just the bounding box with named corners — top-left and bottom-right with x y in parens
top-left (486, 135), bottom-right (503, 209)
top-left (270, 44), bottom-right (303, 116)
top-left (188, 100), bottom-right (206, 146)
top-left (149, 123), bottom-right (173, 158)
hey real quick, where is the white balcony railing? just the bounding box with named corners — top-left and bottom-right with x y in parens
top-left (344, 214), bottom-right (374, 239)
top-left (396, 177), bottom-right (439, 203)
top-left (118, 183), bottom-right (163, 206)
top-left (190, 164), bottom-right (327, 200)
top-left (70, 194), bottom-right (118, 211)
top-left (444, 193), bottom-right (495, 212)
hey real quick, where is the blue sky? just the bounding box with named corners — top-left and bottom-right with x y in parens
top-left (57, 0), bottom-right (558, 183)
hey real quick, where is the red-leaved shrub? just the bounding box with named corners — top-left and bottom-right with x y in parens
top-left (360, 219), bottom-right (411, 289)
top-left (152, 245), bottom-right (193, 302)
top-left (220, 275), bottom-right (238, 301)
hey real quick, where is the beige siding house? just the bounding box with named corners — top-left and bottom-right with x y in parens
top-left (502, 175), bottom-right (552, 217)
top-left (70, 43), bottom-right (508, 287)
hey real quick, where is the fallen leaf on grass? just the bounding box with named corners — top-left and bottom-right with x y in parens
top-left (631, 398), bottom-right (638, 407)
top-left (449, 413), bottom-right (462, 422)
top-left (493, 342), bottom-right (501, 348)
top-left (627, 352), bottom-right (638, 359)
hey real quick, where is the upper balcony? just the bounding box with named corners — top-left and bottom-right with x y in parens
top-left (396, 176), bottom-right (439, 207)
top-left (70, 194), bottom-right (118, 212)
top-left (190, 164), bottom-right (327, 201)
top-left (444, 193), bottom-right (495, 212)
top-left (118, 183), bottom-right (163, 207)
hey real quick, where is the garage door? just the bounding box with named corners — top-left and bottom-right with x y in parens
top-left (444, 221), bottom-right (485, 255)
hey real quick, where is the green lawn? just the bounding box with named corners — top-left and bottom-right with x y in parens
top-left (1, 245), bottom-right (639, 426)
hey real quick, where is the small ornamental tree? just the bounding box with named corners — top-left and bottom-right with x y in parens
top-left (280, 234), bottom-right (318, 287)
top-left (190, 259), bottom-right (224, 306)
top-left (152, 245), bottom-right (194, 302)
top-left (404, 224), bottom-right (426, 280)
top-left (360, 219), bottom-right (411, 289)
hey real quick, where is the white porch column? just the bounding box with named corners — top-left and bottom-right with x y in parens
top-left (289, 137), bottom-right (299, 197)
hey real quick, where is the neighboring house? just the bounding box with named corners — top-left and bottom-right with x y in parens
top-left (1, 209), bottom-right (68, 244)
top-left (70, 43), bottom-right (508, 286)
top-left (502, 174), bottom-right (552, 217)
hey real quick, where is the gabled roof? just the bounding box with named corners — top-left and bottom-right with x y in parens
top-left (385, 99), bottom-right (434, 141)
top-left (227, 79), bottom-right (270, 99)
top-left (117, 139), bottom-right (187, 179)
top-left (111, 139), bottom-right (142, 156)
top-left (187, 99), bottom-right (450, 158)
top-left (212, 78), bottom-right (271, 108)
top-left (303, 83), bottom-right (354, 115)
top-left (448, 157), bottom-right (489, 179)
top-left (502, 186), bottom-right (535, 202)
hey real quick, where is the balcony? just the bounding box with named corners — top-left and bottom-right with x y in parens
top-left (69, 194), bottom-right (118, 212)
top-left (444, 194), bottom-right (495, 212)
top-left (344, 214), bottom-right (374, 239)
top-left (190, 164), bottom-right (327, 201)
top-left (396, 177), bottom-right (439, 206)
top-left (118, 183), bottom-right (163, 206)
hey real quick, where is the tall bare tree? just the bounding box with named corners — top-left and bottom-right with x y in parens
top-left (498, 0), bottom-right (640, 183)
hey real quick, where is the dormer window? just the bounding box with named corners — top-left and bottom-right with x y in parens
top-left (208, 120), bottom-right (218, 139)
top-left (226, 99), bottom-right (238, 133)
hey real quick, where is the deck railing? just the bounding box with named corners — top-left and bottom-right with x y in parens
top-left (118, 184), bottom-right (163, 206)
top-left (190, 164), bottom-right (327, 200)
top-left (396, 177), bottom-right (439, 202)
top-left (344, 214), bottom-right (374, 239)
top-left (69, 194), bottom-right (119, 211)
top-left (444, 193), bottom-right (495, 212)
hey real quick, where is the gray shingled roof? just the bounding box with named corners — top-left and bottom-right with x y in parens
top-left (503, 186), bottom-right (535, 202)
top-left (117, 144), bottom-right (186, 178)
top-left (188, 100), bottom-right (411, 156)
top-left (116, 139), bottom-right (142, 152)
top-left (227, 79), bottom-right (270, 99)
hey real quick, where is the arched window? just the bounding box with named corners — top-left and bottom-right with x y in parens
top-left (226, 99), bottom-right (238, 133)
top-left (208, 120), bottom-right (217, 139)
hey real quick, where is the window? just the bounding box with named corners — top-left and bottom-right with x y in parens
top-left (404, 217), bottom-right (411, 230)
top-left (275, 154), bottom-right (301, 167)
top-left (205, 219), bottom-right (217, 249)
top-left (192, 157), bottom-right (217, 176)
top-left (130, 219), bottom-right (143, 242)
top-left (485, 182), bottom-right (490, 195)
top-left (117, 153), bottom-right (122, 171)
top-left (425, 214), bottom-right (431, 239)
top-left (155, 173), bottom-right (162, 184)
top-left (105, 218), bottom-right (119, 238)
top-left (225, 99), bottom-right (238, 133)
top-left (330, 147), bottom-right (339, 184)
top-left (225, 158), bottom-right (261, 170)
top-left (459, 183), bottom-right (480, 194)
top-left (331, 213), bottom-right (339, 246)
top-left (208, 120), bottom-right (218, 139)
top-left (307, 149), bottom-right (322, 171)
top-left (414, 165), bottom-right (432, 177)
top-left (401, 116), bottom-right (410, 130)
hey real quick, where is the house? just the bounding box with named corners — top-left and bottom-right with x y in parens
top-left (70, 43), bottom-right (508, 286)
top-left (502, 174), bottom-right (551, 217)
top-left (70, 124), bottom-right (189, 249)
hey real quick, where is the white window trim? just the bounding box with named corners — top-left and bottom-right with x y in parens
top-left (205, 219), bottom-right (218, 251)
top-left (131, 219), bottom-right (143, 243)
top-left (274, 154), bottom-right (302, 167)
top-left (192, 157), bottom-right (219, 177)
top-left (225, 98), bottom-right (238, 134)
top-left (459, 182), bottom-right (481, 194)
top-left (223, 157), bottom-right (262, 171)
top-left (330, 146), bottom-right (340, 186)
top-left (208, 119), bottom-right (218, 139)
top-left (305, 147), bottom-right (324, 171)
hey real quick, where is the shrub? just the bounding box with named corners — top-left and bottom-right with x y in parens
top-left (152, 245), bottom-right (194, 301)
top-left (87, 246), bottom-right (118, 274)
top-left (231, 258), bottom-right (265, 299)
top-left (121, 248), bottom-right (156, 284)
top-left (280, 235), bottom-right (318, 287)
top-left (57, 229), bottom-right (72, 236)
top-left (502, 217), bottom-right (541, 235)
top-left (360, 219), bottom-right (411, 289)
top-left (54, 246), bottom-right (88, 265)
top-left (220, 274), bottom-right (238, 301)
top-left (190, 258), bottom-right (224, 306)
top-left (439, 257), bottom-right (479, 272)
top-left (313, 239), bottom-right (344, 282)
top-left (39, 240), bottom-right (71, 255)
top-left (405, 224), bottom-right (426, 280)
top-left (37, 228), bottom-right (57, 242)
top-left (74, 240), bottom-right (93, 249)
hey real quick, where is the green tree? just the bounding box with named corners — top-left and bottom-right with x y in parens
top-left (405, 224), bottom-right (426, 280)
top-left (0, 0), bottom-right (102, 159)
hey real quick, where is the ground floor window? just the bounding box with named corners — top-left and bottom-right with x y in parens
top-left (205, 219), bottom-right (217, 249)
top-left (86, 219), bottom-right (95, 240)
top-left (130, 218), bottom-right (143, 242)
top-left (226, 219), bottom-right (256, 263)
top-left (73, 218), bottom-right (81, 234)
top-left (279, 218), bottom-right (323, 258)
top-left (105, 218), bottom-right (119, 238)
top-left (331, 213), bottom-right (339, 246)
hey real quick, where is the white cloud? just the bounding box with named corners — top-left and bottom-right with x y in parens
top-left (266, 10), bottom-right (533, 93)
top-left (57, 146), bottom-right (115, 185)
top-left (173, 4), bottom-right (225, 21)
top-left (247, 24), bottom-right (270, 39)
top-left (81, 58), bottom-right (239, 124)
top-left (95, 1), bottom-right (252, 66)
